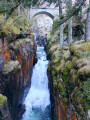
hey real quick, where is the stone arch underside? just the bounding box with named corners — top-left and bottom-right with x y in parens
top-left (33, 11), bottom-right (54, 19)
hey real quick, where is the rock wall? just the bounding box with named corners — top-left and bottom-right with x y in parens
top-left (46, 31), bottom-right (90, 120)
top-left (0, 36), bottom-right (36, 120)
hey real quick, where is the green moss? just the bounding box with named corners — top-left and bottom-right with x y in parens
top-left (0, 94), bottom-right (7, 107)
top-left (74, 49), bottom-right (82, 57)
top-left (80, 41), bottom-right (90, 52)
top-left (0, 49), bottom-right (2, 53)
top-left (62, 69), bottom-right (70, 83)
top-left (46, 35), bottom-right (90, 117)
top-left (59, 59), bottom-right (65, 72)
top-left (63, 50), bottom-right (70, 60)
top-left (72, 56), bottom-right (78, 67)
top-left (58, 82), bottom-right (65, 91)
top-left (65, 61), bottom-right (73, 71)
top-left (70, 69), bottom-right (78, 84)
top-left (78, 66), bottom-right (90, 79)
top-left (53, 58), bottom-right (60, 64)
top-left (69, 45), bottom-right (75, 54)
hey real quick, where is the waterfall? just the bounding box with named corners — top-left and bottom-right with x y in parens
top-left (22, 46), bottom-right (51, 120)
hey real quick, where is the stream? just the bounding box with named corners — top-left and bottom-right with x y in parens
top-left (21, 46), bottom-right (51, 120)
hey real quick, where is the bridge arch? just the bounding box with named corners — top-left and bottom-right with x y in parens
top-left (33, 11), bottom-right (54, 19)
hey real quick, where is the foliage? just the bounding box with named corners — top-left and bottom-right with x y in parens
top-left (50, 20), bottom-right (60, 35)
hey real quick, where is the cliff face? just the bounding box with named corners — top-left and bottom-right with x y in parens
top-left (0, 36), bottom-right (36, 120)
top-left (46, 31), bottom-right (90, 120)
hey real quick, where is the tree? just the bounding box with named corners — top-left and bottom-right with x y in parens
top-left (0, 0), bottom-right (39, 19)
top-left (58, 0), bottom-right (63, 49)
top-left (85, 0), bottom-right (90, 41)
top-left (68, 0), bottom-right (72, 45)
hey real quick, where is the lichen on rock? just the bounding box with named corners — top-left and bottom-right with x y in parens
top-left (9, 38), bottom-right (31, 50)
top-left (3, 60), bottom-right (21, 74)
top-left (0, 94), bottom-right (7, 107)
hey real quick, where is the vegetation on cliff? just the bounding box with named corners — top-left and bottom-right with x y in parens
top-left (0, 94), bottom-right (7, 107)
top-left (46, 29), bottom-right (90, 118)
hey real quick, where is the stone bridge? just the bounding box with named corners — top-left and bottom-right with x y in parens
top-left (27, 7), bottom-right (59, 20)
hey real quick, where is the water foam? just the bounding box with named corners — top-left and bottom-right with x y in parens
top-left (22, 47), bottom-right (51, 120)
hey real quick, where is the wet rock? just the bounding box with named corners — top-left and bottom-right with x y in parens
top-left (0, 56), bottom-right (4, 72)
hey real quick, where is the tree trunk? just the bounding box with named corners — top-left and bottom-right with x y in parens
top-left (68, 0), bottom-right (72, 45)
top-left (85, 0), bottom-right (90, 41)
top-left (58, 0), bottom-right (62, 15)
top-left (58, 0), bottom-right (63, 49)
top-left (60, 24), bottom-right (63, 49)
top-left (68, 17), bottom-right (72, 45)
top-left (17, 5), bottom-right (21, 15)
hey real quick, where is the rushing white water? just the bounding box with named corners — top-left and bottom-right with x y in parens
top-left (22, 46), bottom-right (51, 120)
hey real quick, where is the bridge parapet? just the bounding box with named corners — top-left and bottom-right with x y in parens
top-left (29, 7), bottom-right (59, 19)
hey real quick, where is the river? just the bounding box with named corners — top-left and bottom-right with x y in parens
top-left (21, 46), bottom-right (51, 120)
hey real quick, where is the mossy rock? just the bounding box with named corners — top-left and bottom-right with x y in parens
top-left (63, 45), bottom-right (69, 50)
top-left (58, 82), bottom-right (65, 91)
top-left (70, 69), bottom-right (78, 84)
top-left (80, 41), bottom-right (90, 52)
top-left (70, 44), bottom-right (80, 54)
top-left (50, 44), bottom-right (59, 52)
top-left (76, 58), bottom-right (90, 69)
top-left (72, 56), bottom-right (78, 67)
top-left (53, 57), bottom-right (60, 64)
top-left (78, 66), bottom-right (90, 79)
top-left (70, 41), bottom-right (90, 58)
top-left (74, 40), bottom-right (85, 45)
top-left (74, 49), bottom-right (83, 58)
top-left (3, 60), bottom-right (21, 75)
top-left (0, 94), bottom-right (7, 107)
top-left (65, 61), bottom-right (73, 71)
top-left (71, 85), bottom-right (90, 117)
top-left (59, 59), bottom-right (65, 72)
top-left (63, 50), bottom-right (70, 60)
top-left (0, 49), bottom-right (2, 53)
top-left (54, 65), bottom-right (61, 73)
top-left (83, 80), bottom-right (90, 101)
